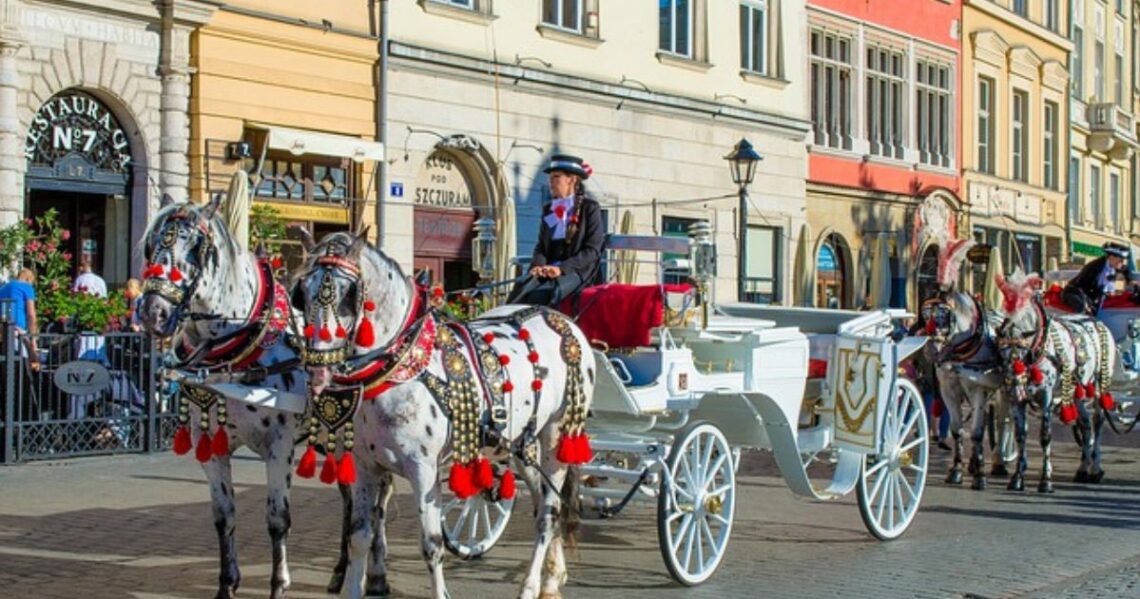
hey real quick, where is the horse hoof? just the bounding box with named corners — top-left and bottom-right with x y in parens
top-left (1090, 470), bottom-right (1106, 484)
top-left (990, 463), bottom-right (1009, 477)
top-left (214, 589), bottom-right (237, 599)
top-left (1037, 480), bottom-right (1055, 494)
top-left (1007, 475), bottom-right (1025, 492)
top-left (1073, 470), bottom-right (1090, 483)
top-left (365, 575), bottom-right (392, 597)
top-left (946, 470), bottom-right (964, 485)
top-left (971, 477), bottom-right (987, 491)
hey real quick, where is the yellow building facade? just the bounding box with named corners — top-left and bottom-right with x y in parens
top-left (189, 1), bottom-right (383, 262)
top-left (962, 0), bottom-right (1070, 292)
top-left (1068, 0), bottom-right (1138, 262)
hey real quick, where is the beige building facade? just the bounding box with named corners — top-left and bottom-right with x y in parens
top-left (962, 0), bottom-right (1071, 292)
top-left (383, 0), bottom-right (811, 303)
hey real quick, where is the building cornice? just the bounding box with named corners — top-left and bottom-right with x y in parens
top-left (971, 29), bottom-right (1011, 68)
top-left (28, 0), bottom-right (217, 26)
top-left (1040, 59), bottom-right (1070, 92)
top-left (963, 0), bottom-right (1074, 52)
top-left (389, 41), bottom-right (813, 140)
top-left (1008, 45), bottom-right (1043, 80)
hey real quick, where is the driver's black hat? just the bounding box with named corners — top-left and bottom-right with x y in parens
top-left (1104, 242), bottom-right (1130, 258)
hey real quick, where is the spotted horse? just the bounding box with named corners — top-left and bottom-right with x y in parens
top-left (139, 196), bottom-right (367, 598)
top-left (993, 270), bottom-right (1115, 492)
top-left (291, 231), bottom-right (596, 599)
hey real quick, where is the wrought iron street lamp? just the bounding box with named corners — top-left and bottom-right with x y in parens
top-left (687, 220), bottom-right (716, 328)
top-left (471, 216), bottom-right (497, 285)
top-left (724, 138), bottom-right (762, 301)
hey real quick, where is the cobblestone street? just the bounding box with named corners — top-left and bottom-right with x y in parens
top-left (1, 425), bottom-right (1139, 598)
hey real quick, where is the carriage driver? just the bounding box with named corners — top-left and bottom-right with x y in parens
top-left (1061, 241), bottom-right (1139, 315)
top-left (508, 154), bottom-right (605, 307)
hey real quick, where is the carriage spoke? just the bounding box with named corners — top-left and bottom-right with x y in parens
top-left (493, 500), bottom-right (511, 517)
top-left (708, 483), bottom-right (733, 497)
top-left (480, 503), bottom-right (493, 542)
top-left (898, 408), bottom-right (920, 441)
top-left (867, 464), bottom-right (888, 508)
top-left (449, 502), bottom-right (472, 541)
top-left (694, 517), bottom-right (706, 571)
top-left (906, 463), bottom-right (926, 475)
top-left (682, 515), bottom-right (698, 572)
top-left (671, 513), bottom-right (694, 554)
top-left (700, 517), bottom-right (717, 567)
top-left (864, 456), bottom-right (890, 478)
top-left (873, 471), bottom-right (890, 524)
top-left (700, 435), bottom-right (716, 485)
top-left (666, 509), bottom-right (687, 525)
top-left (897, 468), bottom-right (919, 503)
top-left (900, 436), bottom-right (925, 453)
top-left (704, 453), bottom-right (729, 489)
top-left (893, 472), bottom-right (906, 525)
top-left (467, 500), bottom-right (482, 542)
top-left (885, 472), bottom-right (896, 530)
top-left (709, 512), bottom-right (731, 527)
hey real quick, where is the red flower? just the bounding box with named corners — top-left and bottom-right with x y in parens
top-left (271, 256), bottom-right (283, 270)
top-left (553, 206), bottom-right (566, 219)
top-left (22, 218), bottom-right (31, 226)
top-left (61, 230), bottom-right (71, 241)
top-left (26, 241), bottom-right (39, 252)
top-left (45, 243), bottom-right (56, 252)
top-left (63, 252), bottom-right (72, 260)
top-left (432, 286), bottom-right (444, 299)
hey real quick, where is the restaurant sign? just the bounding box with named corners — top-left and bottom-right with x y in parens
top-left (413, 152), bottom-right (474, 208)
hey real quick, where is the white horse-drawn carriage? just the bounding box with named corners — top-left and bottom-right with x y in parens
top-left (441, 226), bottom-right (929, 586)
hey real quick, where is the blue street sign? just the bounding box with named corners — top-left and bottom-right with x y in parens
top-left (390, 182), bottom-right (404, 198)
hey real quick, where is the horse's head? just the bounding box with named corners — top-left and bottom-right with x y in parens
top-left (994, 269), bottom-right (1045, 398)
top-left (920, 290), bottom-right (973, 354)
top-left (291, 230), bottom-right (392, 393)
top-left (139, 197), bottom-right (221, 337)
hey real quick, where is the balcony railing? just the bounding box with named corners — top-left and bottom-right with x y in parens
top-left (1087, 103), bottom-right (1138, 157)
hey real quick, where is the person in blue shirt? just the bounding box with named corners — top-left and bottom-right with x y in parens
top-left (0, 268), bottom-right (40, 371)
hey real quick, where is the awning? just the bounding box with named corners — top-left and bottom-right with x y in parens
top-left (247, 123), bottom-right (385, 162)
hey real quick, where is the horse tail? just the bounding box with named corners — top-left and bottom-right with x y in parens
top-left (559, 464), bottom-right (581, 549)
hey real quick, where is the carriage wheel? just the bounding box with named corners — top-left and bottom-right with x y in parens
top-left (857, 378), bottom-right (928, 541)
top-left (439, 457), bottom-right (515, 560)
top-left (656, 421), bottom-right (735, 586)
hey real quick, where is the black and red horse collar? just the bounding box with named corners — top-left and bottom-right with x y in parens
top-left (945, 294), bottom-right (988, 362)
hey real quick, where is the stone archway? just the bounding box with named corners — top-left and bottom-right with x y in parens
top-left (814, 229), bottom-right (853, 309)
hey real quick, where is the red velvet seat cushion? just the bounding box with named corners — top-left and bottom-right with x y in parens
top-left (560, 283), bottom-right (692, 348)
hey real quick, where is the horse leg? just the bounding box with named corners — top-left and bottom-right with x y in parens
top-left (344, 469), bottom-right (379, 599)
top-left (1037, 394), bottom-right (1055, 494)
top-left (265, 433), bottom-right (294, 598)
top-left (1090, 406), bottom-right (1106, 483)
top-left (328, 483), bottom-right (352, 594)
top-left (406, 458), bottom-right (449, 599)
top-left (1073, 402), bottom-right (1092, 483)
top-left (969, 400), bottom-right (987, 491)
top-left (203, 456), bottom-right (241, 599)
top-left (520, 432), bottom-right (569, 599)
top-left (365, 471), bottom-right (395, 597)
top-left (1008, 400), bottom-right (1028, 492)
top-left (943, 389), bottom-right (964, 485)
top-left (990, 396), bottom-right (1011, 477)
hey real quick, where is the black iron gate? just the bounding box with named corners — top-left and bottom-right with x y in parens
top-left (1, 322), bottom-right (177, 463)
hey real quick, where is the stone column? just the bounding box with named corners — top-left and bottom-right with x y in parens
top-left (159, 68), bottom-right (190, 204)
top-left (0, 37), bottom-right (23, 228)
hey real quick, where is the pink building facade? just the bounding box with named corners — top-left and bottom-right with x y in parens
top-left (805, 0), bottom-right (963, 310)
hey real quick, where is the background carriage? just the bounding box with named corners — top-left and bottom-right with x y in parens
top-left (439, 226), bottom-right (929, 585)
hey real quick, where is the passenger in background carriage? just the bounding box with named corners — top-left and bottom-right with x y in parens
top-left (1061, 242), bottom-right (1139, 316)
top-left (508, 154), bottom-right (604, 307)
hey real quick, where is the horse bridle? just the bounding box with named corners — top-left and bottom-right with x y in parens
top-left (299, 254), bottom-right (365, 366)
top-left (997, 297), bottom-right (1049, 365)
top-left (142, 209), bottom-right (215, 323)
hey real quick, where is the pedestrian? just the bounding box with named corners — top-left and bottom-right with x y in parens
top-left (0, 268), bottom-right (40, 371)
top-left (508, 154), bottom-right (605, 307)
top-left (124, 277), bottom-right (144, 332)
top-left (1061, 242), bottom-right (1138, 315)
top-left (72, 258), bottom-right (107, 298)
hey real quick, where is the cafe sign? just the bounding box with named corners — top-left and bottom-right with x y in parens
top-left (413, 152), bottom-right (473, 208)
top-left (25, 91), bottom-right (132, 178)
top-left (53, 360), bottom-right (112, 396)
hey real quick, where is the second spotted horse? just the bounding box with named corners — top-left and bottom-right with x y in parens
top-left (289, 231), bottom-right (596, 599)
top-left (919, 240), bottom-right (1013, 491)
top-left (994, 270), bottom-right (1115, 492)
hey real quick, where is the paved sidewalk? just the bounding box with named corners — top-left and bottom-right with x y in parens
top-left (0, 431), bottom-right (1138, 598)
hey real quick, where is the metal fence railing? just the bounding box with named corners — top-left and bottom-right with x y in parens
top-left (1, 321), bottom-right (177, 463)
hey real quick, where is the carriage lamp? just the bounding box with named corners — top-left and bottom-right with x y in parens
top-left (688, 220), bottom-right (716, 329)
top-left (724, 138), bottom-right (762, 302)
top-left (471, 216), bottom-right (497, 284)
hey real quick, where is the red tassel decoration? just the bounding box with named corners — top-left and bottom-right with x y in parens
top-left (1012, 360), bottom-right (1026, 376)
top-left (296, 446), bottom-right (318, 478)
top-left (482, 332), bottom-right (495, 344)
top-left (449, 461), bottom-right (476, 499)
top-left (320, 454), bottom-right (339, 485)
top-left (432, 286), bottom-right (444, 299)
top-left (1029, 365), bottom-right (1044, 385)
top-left (303, 324), bottom-right (314, 339)
top-left (170, 267), bottom-right (183, 282)
top-left (531, 379), bottom-right (543, 391)
top-left (577, 434), bottom-right (594, 464)
top-left (501, 380), bottom-right (514, 393)
top-left (499, 470), bottom-right (516, 500)
top-left (195, 431), bottom-right (213, 463)
top-left (924, 319), bottom-right (936, 335)
top-left (528, 351), bottom-right (539, 363)
top-left (1060, 402), bottom-right (1078, 425)
top-left (271, 256), bottom-right (283, 270)
top-left (556, 435), bottom-right (574, 463)
top-left (519, 328), bottom-right (531, 341)
top-left (356, 318), bottom-right (375, 347)
top-left (363, 300), bottom-right (376, 311)
top-left (211, 427), bottom-right (230, 457)
top-left (1086, 383), bottom-right (1097, 398)
top-left (1101, 393), bottom-right (1116, 411)
top-left (338, 453), bottom-right (357, 485)
top-left (172, 425), bottom-right (192, 455)
top-left (1075, 385), bottom-right (1087, 400)
top-left (319, 326), bottom-right (332, 342)
top-left (335, 324), bottom-right (347, 338)
top-left (474, 457), bottom-right (494, 490)
top-left (499, 354), bottom-right (510, 366)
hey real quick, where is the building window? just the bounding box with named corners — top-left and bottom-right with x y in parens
top-left (977, 77), bottom-right (994, 174)
top-left (433, 0), bottom-right (474, 8)
top-left (1091, 164), bottom-right (1102, 228)
top-left (1115, 50), bottom-right (1124, 105)
top-left (1011, 89), bottom-right (1028, 182)
top-left (1111, 172), bottom-right (1121, 233)
top-left (1014, 233), bottom-right (1042, 275)
top-left (245, 154), bottom-right (353, 204)
top-left (1095, 41), bottom-right (1105, 101)
top-left (661, 216), bottom-right (697, 285)
top-left (1069, 155), bottom-right (1081, 225)
top-left (810, 29), bottom-right (853, 150)
top-left (1045, 0), bottom-right (1059, 31)
top-left (1012, 0), bottom-right (1027, 17)
top-left (916, 60), bottom-right (951, 168)
top-left (739, 0), bottom-right (767, 75)
top-left (866, 46), bottom-right (905, 159)
top-left (1044, 101), bottom-right (1058, 189)
top-left (659, 0), bottom-right (693, 57)
top-left (1117, 0), bottom-right (1124, 13)
top-left (1072, 23), bottom-right (1084, 99)
top-left (543, 0), bottom-right (583, 32)
top-left (743, 225), bottom-right (780, 304)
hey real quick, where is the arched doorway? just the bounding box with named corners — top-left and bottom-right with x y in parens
top-left (816, 233), bottom-right (850, 309)
top-left (916, 243), bottom-right (940, 303)
top-left (24, 90), bottom-right (138, 284)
